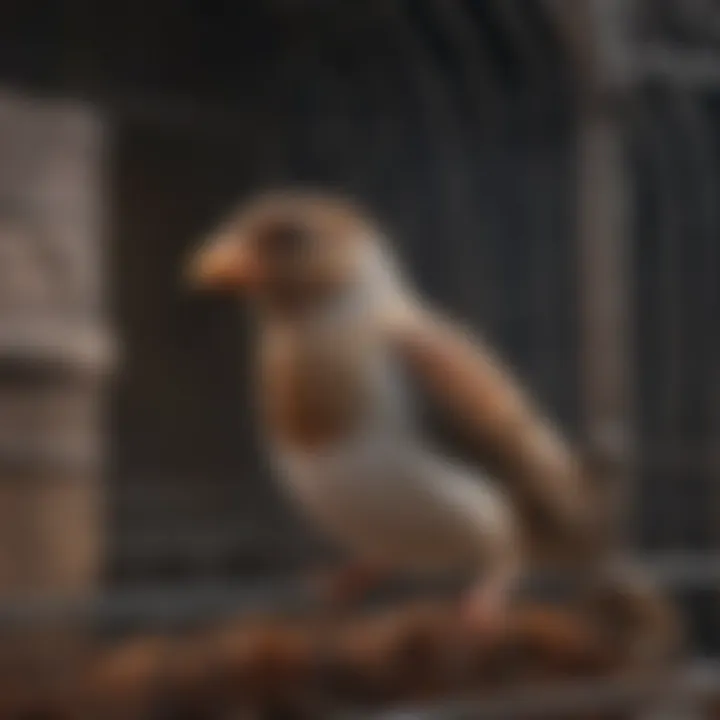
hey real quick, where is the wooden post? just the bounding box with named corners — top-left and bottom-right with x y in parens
top-left (547, 0), bottom-right (638, 543)
top-left (575, 1), bottom-right (637, 544)
top-left (0, 90), bottom-right (111, 597)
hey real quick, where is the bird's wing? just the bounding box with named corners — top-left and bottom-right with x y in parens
top-left (384, 305), bottom-right (592, 552)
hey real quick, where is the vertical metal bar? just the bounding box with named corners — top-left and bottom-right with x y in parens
top-left (379, 0), bottom-right (479, 310)
top-left (628, 94), bottom-right (685, 548)
top-left (490, 0), bottom-right (562, 409)
top-left (426, 0), bottom-right (501, 331)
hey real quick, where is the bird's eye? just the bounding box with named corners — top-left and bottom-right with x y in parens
top-left (258, 220), bottom-right (309, 259)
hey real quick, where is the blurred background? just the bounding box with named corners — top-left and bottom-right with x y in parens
top-left (0, 0), bottom-right (719, 717)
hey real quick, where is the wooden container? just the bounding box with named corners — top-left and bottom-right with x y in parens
top-left (0, 90), bottom-right (111, 597)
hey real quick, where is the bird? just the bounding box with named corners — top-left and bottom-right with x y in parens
top-left (186, 188), bottom-right (681, 668)
top-left (187, 188), bottom-right (521, 637)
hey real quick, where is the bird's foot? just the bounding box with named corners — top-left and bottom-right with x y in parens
top-left (307, 563), bottom-right (387, 611)
top-left (457, 579), bottom-right (511, 644)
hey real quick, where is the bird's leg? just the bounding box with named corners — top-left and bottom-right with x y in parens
top-left (309, 562), bottom-right (389, 610)
top-left (458, 568), bottom-right (517, 642)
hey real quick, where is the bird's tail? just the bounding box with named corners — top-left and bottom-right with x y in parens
top-left (578, 557), bottom-right (685, 672)
top-left (574, 450), bottom-right (685, 671)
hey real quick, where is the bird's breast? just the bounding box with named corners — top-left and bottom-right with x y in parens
top-left (259, 321), bottom-right (409, 452)
top-left (260, 341), bottom-right (368, 450)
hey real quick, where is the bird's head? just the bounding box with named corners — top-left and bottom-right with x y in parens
top-left (186, 189), bottom-right (387, 313)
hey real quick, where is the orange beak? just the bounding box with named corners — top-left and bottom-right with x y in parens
top-left (186, 234), bottom-right (263, 292)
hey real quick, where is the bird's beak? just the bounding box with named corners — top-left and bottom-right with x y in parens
top-left (186, 234), bottom-right (262, 292)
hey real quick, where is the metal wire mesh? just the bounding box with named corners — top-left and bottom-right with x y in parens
top-left (108, 0), bottom-right (720, 714)
top-left (99, 0), bottom-right (718, 599)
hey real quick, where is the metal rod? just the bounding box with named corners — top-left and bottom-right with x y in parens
top-left (0, 551), bottom-right (718, 630)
